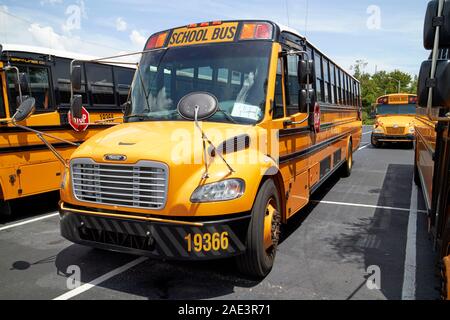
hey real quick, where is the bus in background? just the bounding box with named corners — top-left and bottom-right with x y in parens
top-left (371, 93), bottom-right (417, 148)
top-left (50, 20), bottom-right (362, 278)
top-left (416, 0), bottom-right (450, 300)
top-left (0, 45), bottom-right (136, 216)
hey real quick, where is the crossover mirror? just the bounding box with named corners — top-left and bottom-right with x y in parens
top-left (417, 59), bottom-right (450, 108)
top-left (298, 59), bottom-right (316, 86)
top-left (12, 97), bottom-right (36, 123)
top-left (177, 92), bottom-right (219, 121)
top-left (424, 0), bottom-right (450, 50)
top-left (70, 94), bottom-right (83, 119)
top-left (71, 65), bottom-right (82, 91)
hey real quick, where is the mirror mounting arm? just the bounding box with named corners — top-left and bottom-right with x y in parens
top-left (10, 121), bottom-right (79, 167)
top-left (3, 65), bottom-right (23, 103)
top-left (194, 106), bottom-right (235, 179)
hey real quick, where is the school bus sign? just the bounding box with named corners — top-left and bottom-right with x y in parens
top-left (168, 22), bottom-right (238, 47)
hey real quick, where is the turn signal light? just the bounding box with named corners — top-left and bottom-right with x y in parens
top-left (240, 23), bottom-right (273, 40)
top-left (409, 96), bottom-right (418, 104)
top-left (145, 32), bottom-right (168, 50)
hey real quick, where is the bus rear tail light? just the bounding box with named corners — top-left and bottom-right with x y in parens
top-left (145, 32), bottom-right (168, 50)
top-left (240, 23), bottom-right (273, 40)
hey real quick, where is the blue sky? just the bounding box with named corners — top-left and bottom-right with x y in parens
top-left (0, 0), bottom-right (429, 75)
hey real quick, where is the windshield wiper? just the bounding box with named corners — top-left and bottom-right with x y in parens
top-left (217, 105), bottom-right (239, 124)
top-left (124, 114), bottom-right (155, 120)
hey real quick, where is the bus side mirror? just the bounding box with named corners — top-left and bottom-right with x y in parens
top-left (424, 0), bottom-right (450, 50)
top-left (299, 89), bottom-right (316, 113)
top-left (121, 101), bottom-right (131, 115)
top-left (298, 59), bottom-right (316, 86)
top-left (70, 94), bottom-right (83, 119)
top-left (71, 65), bottom-right (82, 91)
top-left (12, 97), bottom-right (36, 123)
top-left (418, 59), bottom-right (450, 108)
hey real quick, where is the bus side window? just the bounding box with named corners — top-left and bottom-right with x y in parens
top-left (285, 54), bottom-right (300, 116)
top-left (322, 58), bottom-right (330, 103)
top-left (273, 58), bottom-right (284, 119)
top-left (54, 58), bottom-right (88, 107)
top-left (86, 63), bottom-right (115, 108)
top-left (114, 67), bottom-right (134, 106)
top-left (314, 52), bottom-right (323, 102)
top-left (6, 65), bottom-right (53, 113)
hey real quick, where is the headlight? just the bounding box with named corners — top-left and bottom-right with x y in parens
top-left (60, 168), bottom-right (68, 190)
top-left (409, 127), bottom-right (415, 133)
top-left (191, 179), bottom-right (245, 203)
top-left (373, 128), bottom-right (384, 134)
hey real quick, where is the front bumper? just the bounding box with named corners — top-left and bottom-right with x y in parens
top-left (372, 133), bottom-right (415, 142)
top-left (60, 203), bottom-right (250, 261)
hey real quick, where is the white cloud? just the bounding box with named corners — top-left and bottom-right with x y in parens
top-left (40, 0), bottom-right (63, 5)
top-left (115, 17), bottom-right (127, 32)
top-left (129, 30), bottom-right (146, 48)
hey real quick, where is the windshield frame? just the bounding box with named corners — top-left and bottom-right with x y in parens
top-left (126, 40), bottom-right (274, 126)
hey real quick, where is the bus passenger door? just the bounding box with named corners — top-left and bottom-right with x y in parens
top-left (272, 53), bottom-right (310, 219)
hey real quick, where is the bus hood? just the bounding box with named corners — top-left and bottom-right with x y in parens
top-left (376, 115), bottom-right (415, 127)
top-left (71, 121), bottom-right (264, 165)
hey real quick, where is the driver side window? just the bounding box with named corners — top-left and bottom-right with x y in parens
top-left (7, 65), bottom-right (52, 114)
top-left (0, 76), bottom-right (5, 118)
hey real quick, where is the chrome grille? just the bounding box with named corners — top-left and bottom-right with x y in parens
top-left (71, 159), bottom-right (168, 210)
top-left (386, 127), bottom-right (405, 135)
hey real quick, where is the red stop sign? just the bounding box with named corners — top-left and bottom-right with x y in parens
top-left (68, 107), bottom-right (90, 132)
top-left (314, 103), bottom-right (321, 133)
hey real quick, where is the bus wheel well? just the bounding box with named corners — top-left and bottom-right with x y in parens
top-left (257, 170), bottom-right (287, 223)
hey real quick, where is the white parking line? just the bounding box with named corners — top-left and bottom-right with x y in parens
top-left (362, 131), bottom-right (373, 135)
top-left (0, 212), bottom-right (59, 232)
top-left (402, 180), bottom-right (418, 300)
top-left (53, 257), bottom-right (148, 300)
top-left (311, 200), bottom-right (427, 214)
top-left (358, 144), bottom-right (370, 151)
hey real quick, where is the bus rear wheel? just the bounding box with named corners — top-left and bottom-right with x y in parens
top-left (341, 140), bottom-right (353, 178)
top-left (0, 200), bottom-right (12, 216)
top-left (236, 179), bottom-right (281, 278)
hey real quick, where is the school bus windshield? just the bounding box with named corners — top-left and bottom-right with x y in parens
top-left (128, 41), bottom-right (272, 125)
top-left (377, 104), bottom-right (416, 115)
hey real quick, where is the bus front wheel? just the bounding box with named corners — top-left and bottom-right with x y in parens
top-left (236, 179), bottom-right (281, 278)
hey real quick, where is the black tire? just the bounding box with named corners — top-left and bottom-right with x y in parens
top-left (236, 179), bottom-right (281, 278)
top-left (414, 144), bottom-right (421, 187)
top-left (0, 200), bottom-right (12, 216)
top-left (341, 140), bottom-right (353, 178)
top-left (371, 135), bottom-right (380, 148)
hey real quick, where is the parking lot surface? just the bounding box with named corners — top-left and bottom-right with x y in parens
top-left (0, 126), bottom-right (439, 300)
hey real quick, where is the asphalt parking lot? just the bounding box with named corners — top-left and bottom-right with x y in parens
top-left (0, 126), bottom-right (440, 300)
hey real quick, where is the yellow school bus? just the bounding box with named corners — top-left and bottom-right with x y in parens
top-left (416, 0), bottom-right (450, 299)
top-left (0, 45), bottom-right (135, 215)
top-left (371, 93), bottom-right (417, 148)
top-left (53, 21), bottom-right (362, 277)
